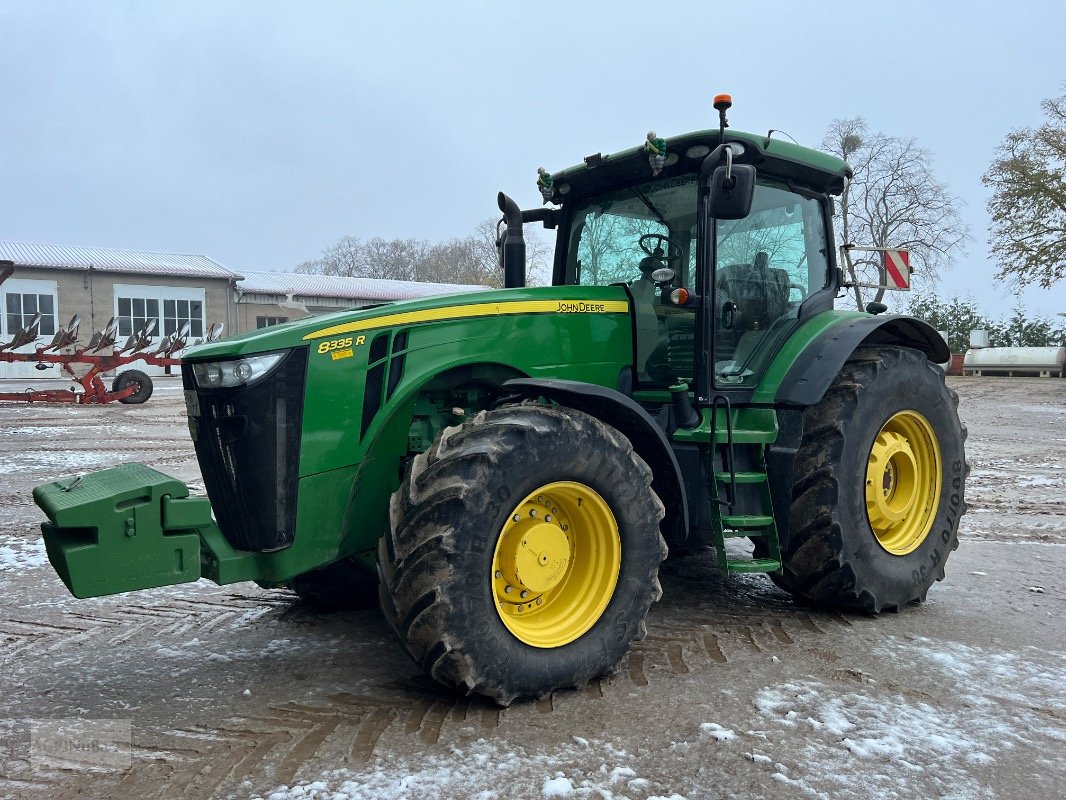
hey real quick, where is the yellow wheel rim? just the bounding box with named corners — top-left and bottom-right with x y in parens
top-left (491, 481), bottom-right (620, 648)
top-left (865, 410), bottom-right (942, 555)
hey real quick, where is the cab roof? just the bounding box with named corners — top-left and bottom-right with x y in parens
top-left (546, 129), bottom-right (851, 202)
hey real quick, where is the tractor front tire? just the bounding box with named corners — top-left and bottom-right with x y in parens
top-left (113, 369), bottom-right (153, 404)
top-left (772, 346), bottom-right (967, 612)
top-left (378, 404), bottom-right (667, 705)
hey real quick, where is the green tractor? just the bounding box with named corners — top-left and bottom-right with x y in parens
top-left (34, 97), bottom-right (967, 705)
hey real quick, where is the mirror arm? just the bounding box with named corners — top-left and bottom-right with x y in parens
top-left (521, 207), bottom-right (560, 228)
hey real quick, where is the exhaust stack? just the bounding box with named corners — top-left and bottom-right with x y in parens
top-left (497, 192), bottom-right (526, 288)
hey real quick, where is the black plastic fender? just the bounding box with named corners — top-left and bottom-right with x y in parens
top-left (775, 314), bottom-right (950, 408)
top-left (501, 378), bottom-right (689, 547)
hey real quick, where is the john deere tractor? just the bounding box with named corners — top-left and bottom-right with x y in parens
top-left (34, 97), bottom-right (966, 704)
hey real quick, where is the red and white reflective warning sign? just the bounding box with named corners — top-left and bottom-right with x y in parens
top-left (882, 249), bottom-right (911, 290)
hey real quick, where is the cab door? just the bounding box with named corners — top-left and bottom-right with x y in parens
top-left (707, 182), bottom-right (832, 390)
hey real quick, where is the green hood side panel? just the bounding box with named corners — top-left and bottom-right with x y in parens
top-left (283, 285), bottom-right (636, 579)
top-left (297, 287), bottom-right (635, 479)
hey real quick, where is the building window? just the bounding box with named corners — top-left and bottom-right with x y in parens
top-left (256, 316), bottom-right (289, 328)
top-left (117, 297), bottom-right (160, 337)
top-left (5, 293), bottom-right (56, 336)
top-left (163, 299), bottom-right (204, 337)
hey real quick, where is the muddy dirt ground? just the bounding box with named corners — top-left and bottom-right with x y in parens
top-left (0, 377), bottom-right (1063, 800)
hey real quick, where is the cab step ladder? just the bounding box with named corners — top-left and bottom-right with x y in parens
top-left (709, 395), bottom-right (782, 574)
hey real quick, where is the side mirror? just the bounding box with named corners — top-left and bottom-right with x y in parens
top-left (708, 164), bottom-right (756, 220)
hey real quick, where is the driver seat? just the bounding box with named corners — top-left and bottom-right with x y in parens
top-left (716, 251), bottom-right (790, 332)
top-left (715, 251), bottom-right (791, 368)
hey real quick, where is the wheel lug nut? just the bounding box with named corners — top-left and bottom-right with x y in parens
top-left (494, 570), bottom-right (502, 579)
top-left (513, 514), bottom-right (520, 522)
top-left (530, 509), bottom-right (537, 517)
top-left (536, 598), bottom-right (542, 605)
top-left (520, 591), bottom-right (528, 598)
top-left (504, 585), bottom-right (512, 594)
top-left (537, 495), bottom-right (544, 502)
top-left (545, 515), bottom-right (552, 522)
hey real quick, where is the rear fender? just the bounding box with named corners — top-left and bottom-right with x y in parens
top-left (502, 378), bottom-right (689, 547)
top-left (774, 314), bottom-right (949, 407)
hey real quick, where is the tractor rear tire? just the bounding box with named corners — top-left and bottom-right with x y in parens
top-left (289, 558), bottom-right (379, 611)
top-left (771, 346), bottom-right (967, 612)
top-left (377, 404), bottom-right (667, 705)
top-left (114, 369), bottom-right (153, 404)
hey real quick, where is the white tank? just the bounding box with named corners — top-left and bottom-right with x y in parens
top-left (963, 346), bottom-right (1066, 378)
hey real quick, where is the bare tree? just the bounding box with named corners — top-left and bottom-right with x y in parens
top-left (982, 89), bottom-right (1066, 290)
top-left (576, 213), bottom-right (630, 285)
top-left (294, 218), bottom-right (554, 287)
top-left (295, 235), bottom-right (364, 277)
top-left (361, 237), bottom-right (430, 282)
top-left (823, 118), bottom-right (968, 310)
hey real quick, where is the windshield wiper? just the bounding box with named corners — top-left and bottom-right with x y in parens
top-left (628, 187), bottom-right (669, 228)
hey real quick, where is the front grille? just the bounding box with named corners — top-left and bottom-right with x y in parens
top-left (182, 348), bottom-right (308, 552)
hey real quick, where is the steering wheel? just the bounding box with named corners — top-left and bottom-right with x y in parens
top-left (639, 233), bottom-right (683, 265)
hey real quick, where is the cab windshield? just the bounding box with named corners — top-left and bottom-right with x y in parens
top-left (564, 175), bottom-right (698, 385)
top-left (564, 175), bottom-right (698, 289)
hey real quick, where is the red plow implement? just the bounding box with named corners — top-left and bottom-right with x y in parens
top-left (0, 259), bottom-right (225, 404)
top-left (0, 313), bottom-right (223, 404)
top-left (0, 258), bottom-right (224, 404)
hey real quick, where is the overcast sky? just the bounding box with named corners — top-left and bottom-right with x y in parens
top-left (2, 1), bottom-right (1064, 317)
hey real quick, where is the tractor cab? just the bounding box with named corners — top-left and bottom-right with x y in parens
top-left (506, 98), bottom-right (851, 400)
top-left (557, 169), bottom-right (833, 392)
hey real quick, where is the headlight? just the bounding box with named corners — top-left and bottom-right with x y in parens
top-left (191, 352), bottom-right (285, 389)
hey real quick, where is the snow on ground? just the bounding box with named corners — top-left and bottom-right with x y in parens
top-left (748, 636), bottom-right (1066, 800)
top-left (0, 449), bottom-right (128, 476)
top-left (247, 737), bottom-right (680, 800)
top-left (0, 534), bottom-right (47, 571)
top-left (0, 426), bottom-right (69, 438)
top-left (153, 636), bottom-right (300, 663)
top-left (698, 722), bottom-right (736, 742)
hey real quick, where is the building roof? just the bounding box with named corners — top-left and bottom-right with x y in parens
top-left (0, 240), bottom-right (241, 280)
top-left (237, 270), bottom-right (490, 301)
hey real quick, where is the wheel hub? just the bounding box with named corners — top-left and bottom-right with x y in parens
top-left (498, 520), bottom-right (571, 594)
top-left (491, 482), bottom-right (620, 648)
top-left (865, 411), bottom-right (942, 555)
top-left (866, 430), bottom-right (919, 529)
